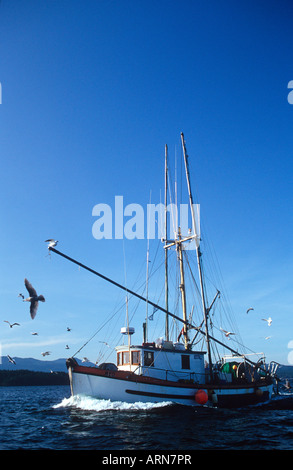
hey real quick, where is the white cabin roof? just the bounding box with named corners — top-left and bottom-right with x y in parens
top-left (115, 342), bottom-right (206, 355)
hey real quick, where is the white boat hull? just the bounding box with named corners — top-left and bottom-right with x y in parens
top-left (67, 360), bottom-right (274, 408)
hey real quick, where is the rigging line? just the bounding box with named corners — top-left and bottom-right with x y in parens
top-left (182, 249), bottom-right (204, 303)
top-left (115, 243), bottom-right (165, 329)
top-left (147, 238), bottom-right (161, 278)
top-left (122, 237), bottom-right (128, 296)
top-left (200, 230), bottom-right (242, 339)
top-left (210, 341), bottom-right (222, 364)
top-left (145, 190), bottom-right (152, 338)
top-left (122, 239), bottom-right (132, 366)
top-left (72, 306), bottom-right (121, 357)
top-left (72, 260), bottom-right (176, 356)
top-left (213, 324), bottom-right (256, 355)
top-left (122, 237), bottom-right (160, 304)
top-left (188, 236), bottom-right (242, 343)
top-left (124, 245), bottom-right (167, 324)
top-left (180, 143), bottom-right (183, 208)
top-left (167, 176), bottom-right (177, 240)
top-left (174, 147), bottom-right (178, 232)
top-left (73, 281), bottom-right (134, 357)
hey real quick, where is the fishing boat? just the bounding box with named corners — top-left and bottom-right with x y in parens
top-left (50, 133), bottom-right (277, 408)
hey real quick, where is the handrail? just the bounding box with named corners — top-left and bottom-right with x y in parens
top-left (138, 365), bottom-right (205, 383)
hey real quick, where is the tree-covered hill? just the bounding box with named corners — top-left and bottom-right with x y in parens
top-left (0, 369), bottom-right (69, 386)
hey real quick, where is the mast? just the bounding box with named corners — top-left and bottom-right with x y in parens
top-left (145, 241), bottom-right (149, 342)
top-left (145, 190), bottom-right (152, 343)
top-left (181, 132), bottom-right (213, 380)
top-left (163, 145), bottom-right (189, 348)
top-left (178, 228), bottom-right (189, 349)
top-left (126, 295), bottom-right (131, 371)
top-left (164, 145), bottom-right (169, 341)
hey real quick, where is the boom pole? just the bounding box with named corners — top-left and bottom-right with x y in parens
top-left (48, 246), bottom-right (266, 371)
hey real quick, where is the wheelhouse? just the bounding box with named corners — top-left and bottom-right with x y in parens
top-left (115, 340), bottom-right (206, 383)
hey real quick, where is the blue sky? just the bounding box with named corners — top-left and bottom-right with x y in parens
top-left (0, 0), bottom-right (293, 366)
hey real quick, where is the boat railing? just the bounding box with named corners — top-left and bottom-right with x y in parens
top-left (138, 365), bottom-right (205, 383)
top-left (268, 361), bottom-right (280, 376)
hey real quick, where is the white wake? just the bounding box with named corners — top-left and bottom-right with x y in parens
top-left (53, 394), bottom-right (173, 412)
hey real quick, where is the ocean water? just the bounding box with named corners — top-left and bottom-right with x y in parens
top-left (0, 384), bottom-right (293, 451)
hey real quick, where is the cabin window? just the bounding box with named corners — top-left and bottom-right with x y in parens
top-left (144, 351), bottom-right (154, 367)
top-left (131, 350), bottom-right (140, 365)
top-left (117, 350), bottom-right (140, 366)
top-left (117, 352), bottom-right (121, 366)
top-left (122, 351), bottom-right (130, 365)
top-left (181, 355), bottom-right (190, 370)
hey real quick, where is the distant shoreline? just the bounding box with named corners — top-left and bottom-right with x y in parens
top-left (0, 369), bottom-right (69, 386)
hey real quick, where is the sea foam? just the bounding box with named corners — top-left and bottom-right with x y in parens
top-left (53, 394), bottom-right (173, 412)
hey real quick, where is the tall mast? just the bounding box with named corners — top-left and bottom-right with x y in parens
top-left (145, 190), bottom-right (152, 343)
top-left (145, 234), bottom-right (150, 342)
top-left (181, 132), bottom-right (213, 380)
top-left (164, 144), bottom-right (169, 341)
top-left (126, 295), bottom-right (131, 371)
top-left (178, 228), bottom-right (189, 349)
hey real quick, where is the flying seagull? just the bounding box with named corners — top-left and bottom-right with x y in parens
top-left (45, 239), bottom-right (58, 248)
top-left (65, 345), bottom-right (70, 349)
top-left (41, 351), bottom-right (51, 356)
top-left (7, 355), bottom-right (16, 364)
top-left (98, 341), bottom-right (110, 348)
top-left (220, 328), bottom-right (236, 339)
top-left (4, 321), bottom-right (20, 328)
top-left (23, 278), bottom-right (45, 319)
top-left (31, 332), bottom-right (38, 336)
top-left (262, 317), bottom-right (272, 326)
top-left (246, 307), bottom-right (254, 314)
top-left (67, 327), bottom-right (71, 332)
top-left (18, 293), bottom-right (24, 299)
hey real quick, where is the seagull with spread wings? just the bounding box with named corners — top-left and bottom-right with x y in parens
top-left (7, 355), bottom-right (16, 364)
top-left (45, 239), bottom-right (58, 248)
top-left (220, 327), bottom-right (236, 339)
top-left (262, 317), bottom-right (272, 326)
top-left (4, 321), bottom-right (20, 328)
top-left (23, 278), bottom-right (45, 319)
